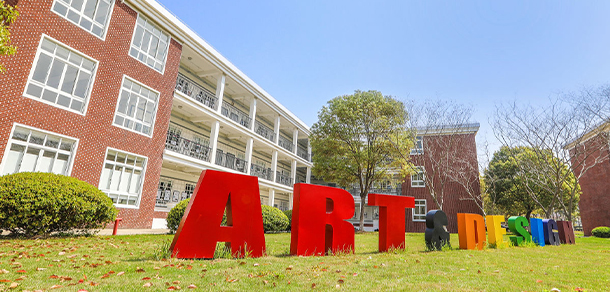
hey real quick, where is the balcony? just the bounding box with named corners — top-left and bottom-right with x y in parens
top-left (215, 149), bottom-right (247, 173)
top-left (254, 120), bottom-right (275, 142)
top-left (221, 102), bottom-right (251, 129)
top-left (276, 171), bottom-right (292, 187)
top-left (175, 73), bottom-right (218, 111)
top-left (250, 162), bottom-right (272, 181)
top-left (165, 132), bottom-right (212, 162)
top-left (297, 147), bottom-right (309, 161)
top-left (278, 135), bottom-right (294, 152)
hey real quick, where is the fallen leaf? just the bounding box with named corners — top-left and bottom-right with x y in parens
top-left (143, 282), bottom-right (153, 287)
top-left (77, 290), bottom-right (89, 292)
top-left (536, 280), bottom-right (543, 283)
top-left (117, 271), bottom-right (125, 276)
top-left (173, 280), bottom-right (181, 284)
top-left (338, 279), bottom-right (345, 284)
top-left (36, 268), bottom-right (46, 271)
top-left (16, 270), bottom-right (26, 273)
top-left (477, 270), bottom-right (481, 274)
top-left (0, 269), bottom-right (8, 274)
top-left (58, 252), bottom-right (66, 256)
top-left (353, 273), bottom-right (358, 277)
top-left (9, 282), bottom-right (19, 289)
top-left (49, 285), bottom-right (63, 289)
top-left (312, 283), bottom-right (317, 288)
top-left (415, 260), bottom-right (420, 263)
top-left (187, 284), bottom-right (197, 289)
top-left (142, 277), bottom-right (151, 280)
top-left (136, 267), bottom-right (145, 273)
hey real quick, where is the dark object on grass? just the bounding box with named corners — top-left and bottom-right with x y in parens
top-left (591, 226), bottom-right (610, 238)
top-left (425, 210), bottom-right (450, 251)
top-left (557, 221), bottom-right (575, 244)
top-left (543, 219), bottom-right (560, 246)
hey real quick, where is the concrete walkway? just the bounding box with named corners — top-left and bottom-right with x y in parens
top-left (97, 229), bottom-right (170, 236)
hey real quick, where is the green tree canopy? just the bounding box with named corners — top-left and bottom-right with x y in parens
top-left (0, 1), bottom-right (18, 73)
top-left (310, 90), bottom-right (412, 230)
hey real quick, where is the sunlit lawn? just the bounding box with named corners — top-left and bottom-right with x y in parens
top-left (0, 232), bottom-right (608, 291)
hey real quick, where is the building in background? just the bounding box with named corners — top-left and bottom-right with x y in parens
top-left (0, 0), bottom-right (312, 229)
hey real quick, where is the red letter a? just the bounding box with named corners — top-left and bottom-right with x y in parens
top-left (170, 170), bottom-right (266, 258)
top-left (368, 193), bottom-right (415, 252)
top-left (290, 183), bottom-right (355, 256)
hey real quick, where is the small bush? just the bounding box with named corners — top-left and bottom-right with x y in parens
top-left (166, 199), bottom-right (226, 233)
top-left (262, 205), bottom-right (289, 232)
top-left (592, 226), bottom-right (610, 238)
top-left (283, 210), bottom-right (292, 231)
top-left (0, 172), bottom-right (117, 237)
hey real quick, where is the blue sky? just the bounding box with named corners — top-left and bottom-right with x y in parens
top-left (157, 0), bottom-right (610, 156)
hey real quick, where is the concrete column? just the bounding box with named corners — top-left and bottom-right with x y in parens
top-left (215, 74), bottom-right (226, 114)
top-left (245, 138), bottom-right (254, 175)
top-left (306, 167), bottom-right (311, 183)
top-left (209, 121), bottom-right (220, 164)
top-left (249, 98), bottom-right (257, 131)
top-left (273, 116), bottom-right (280, 144)
top-left (292, 129), bottom-right (299, 155)
top-left (307, 139), bottom-right (312, 162)
top-left (271, 150), bottom-right (278, 183)
top-left (268, 189), bottom-right (275, 207)
top-left (290, 159), bottom-right (297, 186)
top-left (288, 193), bottom-right (293, 210)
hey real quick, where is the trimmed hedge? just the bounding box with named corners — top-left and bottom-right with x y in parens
top-left (592, 226), bottom-right (610, 238)
top-left (262, 205), bottom-right (289, 232)
top-left (166, 199), bottom-right (226, 233)
top-left (0, 172), bottom-right (117, 237)
top-left (167, 201), bottom-right (288, 233)
top-left (283, 210), bottom-right (292, 231)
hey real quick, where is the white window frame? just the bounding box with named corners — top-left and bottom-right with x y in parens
top-left (0, 123), bottom-right (78, 176)
top-left (413, 199), bottom-right (427, 222)
top-left (51, 0), bottom-right (115, 40)
top-left (128, 13), bottom-right (170, 74)
top-left (410, 136), bottom-right (423, 155)
top-left (411, 166), bottom-right (425, 187)
top-left (98, 147), bottom-right (147, 209)
top-left (23, 34), bottom-right (98, 116)
top-left (112, 75), bottom-right (160, 137)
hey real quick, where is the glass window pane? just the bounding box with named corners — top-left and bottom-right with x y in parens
top-left (53, 2), bottom-right (68, 16)
top-left (132, 26), bottom-right (144, 47)
top-left (94, 1), bottom-right (109, 24)
top-left (83, 0), bottom-right (98, 18)
top-left (52, 153), bottom-right (69, 174)
top-left (60, 65), bottom-right (78, 94)
top-left (29, 133), bottom-right (45, 145)
top-left (38, 150), bottom-right (56, 172)
top-left (32, 54), bottom-right (53, 83)
top-left (12, 129), bottom-right (29, 141)
top-left (119, 168), bottom-right (132, 192)
top-left (143, 102), bottom-right (155, 123)
top-left (70, 99), bottom-right (84, 111)
top-left (109, 165), bottom-right (122, 191)
top-left (71, 0), bottom-right (85, 11)
top-left (141, 31), bottom-right (152, 52)
top-left (46, 59), bottom-right (66, 89)
top-left (2, 144), bottom-right (25, 175)
top-left (41, 40), bottom-right (56, 53)
top-left (80, 18), bottom-right (92, 30)
top-left (82, 59), bottom-right (95, 71)
top-left (99, 163), bottom-right (112, 189)
top-left (41, 89), bottom-right (58, 103)
top-left (45, 136), bottom-right (60, 148)
top-left (117, 90), bottom-right (129, 113)
top-left (135, 99), bottom-right (146, 121)
top-left (26, 84), bottom-right (43, 98)
top-left (57, 94), bottom-right (71, 107)
top-left (67, 10), bottom-right (80, 23)
top-left (126, 94), bottom-right (137, 117)
top-left (73, 71), bottom-right (91, 98)
top-left (59, 141), bottom-right (73, 151)
top-left (20, 147), bottom-right (40, 172)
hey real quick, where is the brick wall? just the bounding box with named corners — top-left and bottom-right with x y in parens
top-left (570, 134), bottom-right (610, 236)
top-left (403, 132), bottom-right (482, 233)
top-left (0, 0), bottom-right (182, 228)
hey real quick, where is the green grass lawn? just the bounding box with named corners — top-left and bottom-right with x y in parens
top-left (0, 232), bottom-right (608, 291)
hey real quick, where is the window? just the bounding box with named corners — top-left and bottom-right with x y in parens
top-left (155, 177), bottom-right (197, 211)
top-left (25, 36), bottom-right (97, 114)
top-left (1, 125), bottom-right (76, 175)
top-left (52, 0), bottom-right (114, 38)
top-left (99, 149), bottom-right (146, 207)
top-left (113, 76), bottom-right (159, 136)
top-left (129, 14), bottom-right (170, 73)
top-left (410, 136), bottom-right (423, 155)
top-left (413, 199), bottom-right (427, 222)
top-left (411, 166), bottom-right (425, 187)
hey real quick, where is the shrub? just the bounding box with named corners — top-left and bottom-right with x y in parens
top-left (262, 205), bottom-right (289, 232)
top-left (0, 172), bottom-right (117, 237)
top-left (283, 210), bottom-right (292, 231)
top-left (592, 226), bottom-right (610, 238)
top-left (166, 199), bottom-right (226, 233)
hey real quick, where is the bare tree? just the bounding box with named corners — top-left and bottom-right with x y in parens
top-left (492, 95), bottom-right (609, 222)
top-left (399, 100), bottom-right (483, 213)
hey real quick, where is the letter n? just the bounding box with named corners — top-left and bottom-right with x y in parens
top-left (290, 183), bottom-right (355, 256)
top-left (170, 170), bottom-right (266, 258)
top-left (557, 221), bottom-right (575, 244)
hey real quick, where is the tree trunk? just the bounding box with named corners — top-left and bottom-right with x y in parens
top-left (359, 193), bottom-right (367, 231)
top-left (525, 210), bottom-right (532, 221)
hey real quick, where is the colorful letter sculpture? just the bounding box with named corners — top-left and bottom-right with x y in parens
top-left (529, 218), bottom-right (545, 247)
top-left (368, 193), bottom-right (415, 252)
top-left (290, 183), bottom-right (355, 256)
top-left (543, 219), bottom-right (560, 246)
top-left (486, 215), bottom-right (506, 246)
top-left (425, 210), bottom-right (451, 251)
top-left (557, 221), bottom-right (575, 244)
top-left (170, 170), bottom-right (266, 258)
top-left (508, 216), bottom-right (531, 246)
top-left (457, 213), bottom-right (486, 250)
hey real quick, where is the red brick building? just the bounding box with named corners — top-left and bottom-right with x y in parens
top-left (404, 123), bottom-right (483, 233)
top-left (0, 0), bottom-right (312, 229)
top-left (566, 124), bottom-right (610, 236)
